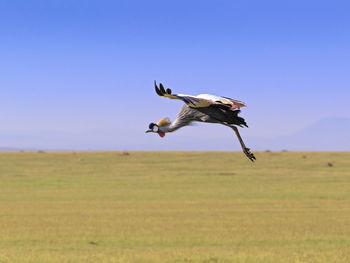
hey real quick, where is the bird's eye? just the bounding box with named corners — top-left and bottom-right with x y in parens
top-left (149, 123), bottom-right (155, 129)
top-left (152, 126), bottom-right (159, 132)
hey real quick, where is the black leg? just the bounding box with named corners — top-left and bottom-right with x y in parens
top-left (227, 125), bottom-right (256, 162)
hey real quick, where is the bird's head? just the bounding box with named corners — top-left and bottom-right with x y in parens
top-left (145, 118), bottom-right (170, 138)
top-left (145, 123), bottom-right (166, 138)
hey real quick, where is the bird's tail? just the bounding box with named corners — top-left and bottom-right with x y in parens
top-left (228, 110), bottom-right (248, 128)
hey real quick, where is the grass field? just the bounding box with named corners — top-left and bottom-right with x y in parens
top-left (0, 151), bottom-right (349, 263)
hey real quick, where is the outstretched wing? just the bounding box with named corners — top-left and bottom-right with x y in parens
top-left (155, 80), bottom-right (209, 107)
top-left (154, 81), bottom-right (246, 110)
top-left (220, 96), bottom-right (247, 109)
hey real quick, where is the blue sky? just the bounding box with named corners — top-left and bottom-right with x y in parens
top-left (0, 0), bottom-right (349, 150)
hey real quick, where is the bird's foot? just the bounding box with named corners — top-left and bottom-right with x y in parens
top-left (243, 147), bottom-right (256, 162)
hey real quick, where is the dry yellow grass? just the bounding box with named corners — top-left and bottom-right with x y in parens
top-left (0, 151), bottom-right (349, 262)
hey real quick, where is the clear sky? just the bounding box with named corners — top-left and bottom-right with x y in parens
top-left (0, 0), bottom-right (349, 150)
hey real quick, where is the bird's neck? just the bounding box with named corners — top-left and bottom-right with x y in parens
top-left (159, 123), bottom-right (176, 133)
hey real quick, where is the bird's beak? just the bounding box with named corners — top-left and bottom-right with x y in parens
top-left (145, 129), bottom-right (152, 133)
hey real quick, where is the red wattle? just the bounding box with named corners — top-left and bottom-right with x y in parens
top-left (158, 131), bottom-right (166, 138)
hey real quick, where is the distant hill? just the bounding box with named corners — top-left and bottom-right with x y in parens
top-left (0, 118), bottom-right (349, 151)
top-left (249, 117), bottom-right (350, 151)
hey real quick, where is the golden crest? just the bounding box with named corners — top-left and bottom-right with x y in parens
top-left (157, 118), bottom-right (171, 127)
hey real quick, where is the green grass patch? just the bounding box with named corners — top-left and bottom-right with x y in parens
top-left (0, 151), bottom-right (349, 262)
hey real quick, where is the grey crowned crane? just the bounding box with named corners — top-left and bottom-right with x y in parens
top-left (146, 81), bottom-right (256, 161)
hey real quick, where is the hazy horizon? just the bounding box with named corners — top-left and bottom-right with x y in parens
top-left (1, 117), bottom-right (349, 151)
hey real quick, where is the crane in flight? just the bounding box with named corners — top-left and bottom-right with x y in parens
top-left (146, 81), bottom-right (256, 161)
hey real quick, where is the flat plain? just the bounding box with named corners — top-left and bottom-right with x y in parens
top-left (0, 151), bottom-right (349, 263)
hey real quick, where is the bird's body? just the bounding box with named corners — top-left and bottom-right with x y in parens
top-left (159, 104), bottom-right (247, 133)
top-left (147, 81), bottom-right (256, 161)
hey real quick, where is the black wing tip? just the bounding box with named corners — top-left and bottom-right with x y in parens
top-left (154, 81), bottom-right (172, 96)
top-left (154, 80), bottom-right (164, 96)
top-left (159, 83), bottom-right (166, 94)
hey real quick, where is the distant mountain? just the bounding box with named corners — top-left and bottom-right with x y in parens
top-left (0, 118), bottom-right (349, 151)
top-left (249, 117), bottom-right (350, 151)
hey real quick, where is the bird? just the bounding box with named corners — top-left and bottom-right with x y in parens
top-left (146, 81), bottom-right (256, 161)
